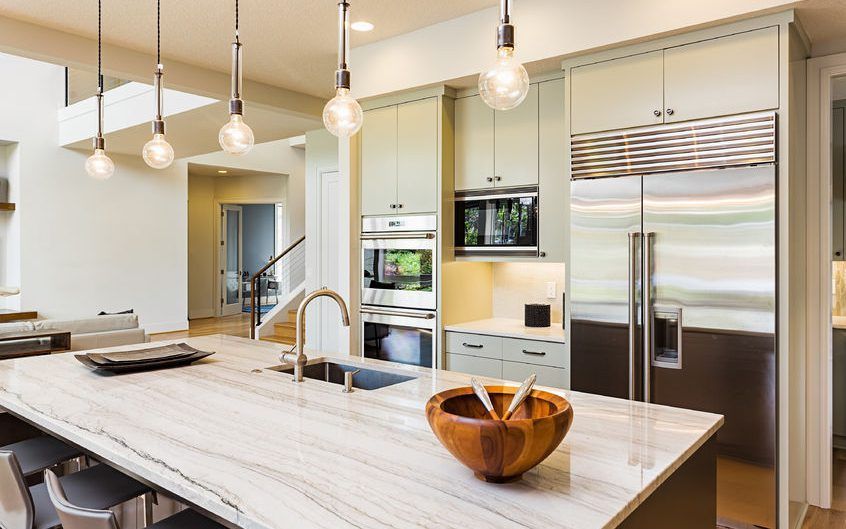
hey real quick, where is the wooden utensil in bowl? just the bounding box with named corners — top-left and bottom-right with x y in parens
top-left (426, 385), bottom-right (573, 483)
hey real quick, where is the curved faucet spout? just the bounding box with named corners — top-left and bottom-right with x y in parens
top-left (280, 288), bottom-right (351, 382)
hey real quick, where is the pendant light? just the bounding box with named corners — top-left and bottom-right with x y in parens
top-left (323, 1), bottom-right (363, 138)
top-left (218, 0), bottom-right (254, 156)
top-left (478, 0), bottom-right (530, 111)
top-left (85, 0), bottom-right (115, 180)
top-left (142, 0), bottom-right (174, 169)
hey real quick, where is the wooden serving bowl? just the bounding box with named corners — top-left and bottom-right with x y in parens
top-left (426, 385), bottom-right (573, 483)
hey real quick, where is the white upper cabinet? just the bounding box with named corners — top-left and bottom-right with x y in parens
top-left (570, 50), bottom-right (664, 135)
top-left (494, 83), bottom-right (539, 188)
top-left (663, 27), bottom-right (779, 123)
top-left (455, 95), bottom-right (494, 191)
top-left (360, 97), bottom-right (439, 216)
top-left (397, 98), bottom-right (439, 214)
top-left (361, 105), bottom-right (398, 216)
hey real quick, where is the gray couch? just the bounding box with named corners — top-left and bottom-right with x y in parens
top-left (0, 314), bottom-right (148, 351)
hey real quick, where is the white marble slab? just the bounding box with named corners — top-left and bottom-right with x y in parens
top-left (446, 317), bottom-right (566, 343)
top-left (0, 335), bottom-right (721, 529)
top-left (833, 315), bottom-right (846, 329)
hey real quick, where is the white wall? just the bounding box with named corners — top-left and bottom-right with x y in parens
top-left (186, 171), bottom-right (285, 319)
top-left (0, 53), bottom-right (189, 331)
top-left (351, 0), bottom-right (795, 99)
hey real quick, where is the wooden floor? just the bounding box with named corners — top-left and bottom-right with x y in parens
top-left (150, 314), bottom-right (251, 341)
top-left (802, 451), bottom-right (846, 529)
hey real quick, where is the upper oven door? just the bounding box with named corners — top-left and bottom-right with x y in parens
top-left (454, 186), bottom-right (539, 256)
top-left (361, 232), bottom-right (436, 310)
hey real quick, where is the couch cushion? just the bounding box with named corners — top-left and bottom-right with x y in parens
top-left (34, 314), bottom-right (139, 335)
top-left (0, 322), bottom-right (34, 334)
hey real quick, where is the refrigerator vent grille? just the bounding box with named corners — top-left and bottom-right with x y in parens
top-left (570, 111), bottom-right (776, 180)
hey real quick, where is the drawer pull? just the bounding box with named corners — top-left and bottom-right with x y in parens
top-left (522, 349), bottom-right (546, 357)
top-left (462, 342), bottom-right (484, 349)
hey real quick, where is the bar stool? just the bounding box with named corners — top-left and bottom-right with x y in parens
top-left (43, 469), bottom-right (227, 529)
top-left (0, 436), bottom-right (83, 478)
top-left (0, 451), bottom-right (150, 529)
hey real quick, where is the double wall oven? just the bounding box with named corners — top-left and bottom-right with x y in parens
top-left (361, 215), bottom-right (437, 368)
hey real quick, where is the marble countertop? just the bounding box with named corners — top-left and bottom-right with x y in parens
top-left (0, 335), bottom-right (722, 529)
top-left (445, 318), bottom-right (566, 343)
top-left (834, 315), bottom-right (846, 329)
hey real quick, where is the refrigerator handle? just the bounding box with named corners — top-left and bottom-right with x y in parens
top-left (627, 232), bottom-right (641, 401)
top-left (643, 232), bottom-right (656, 403)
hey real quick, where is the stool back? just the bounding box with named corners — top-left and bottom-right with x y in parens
top-left (43, 469), bottom-right (119, 529)
top-left (0, 451), bottom-right (33, 529)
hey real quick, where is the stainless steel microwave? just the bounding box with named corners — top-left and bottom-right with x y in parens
top-left (454, 186), bottom-right (539, 257)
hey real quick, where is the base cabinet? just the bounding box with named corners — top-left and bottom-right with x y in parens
top-left (446, 353), bottom-right (502, 379)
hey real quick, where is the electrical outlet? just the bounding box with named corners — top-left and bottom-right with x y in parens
top-left (546, 281), bottom-right (556, 299)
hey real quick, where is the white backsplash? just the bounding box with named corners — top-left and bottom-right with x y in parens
top-left (492, 262), bottom-right (566, 323)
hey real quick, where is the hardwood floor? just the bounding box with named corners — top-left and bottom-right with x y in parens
top-left (802, 451), bottom-right (846, 529)
top-left (150, 314), bottom-right (251, 341)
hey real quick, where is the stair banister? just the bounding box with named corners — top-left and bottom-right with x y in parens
top-left (250, 235), bottom-right (305, 339)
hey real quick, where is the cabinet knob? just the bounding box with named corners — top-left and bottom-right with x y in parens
top-left (539, 251), bottom-right (547, 258)
top-left (389, 204), bottom-right (397, 209)
top-left (494, 176), bottom-right (502, 182)
top-left (666, 108), bottom-right (675, 116)
top-left (837, 251), bottom-right (843, 257)
top-left (653, 110), bottom-right (662, 117)
top-left (397, 204), bottom-right (403, 209)
top-left (486, 177), bottom-right (494, 182)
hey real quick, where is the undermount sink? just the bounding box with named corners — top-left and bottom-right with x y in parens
top-left (266, 361), bottom-right (417, 390)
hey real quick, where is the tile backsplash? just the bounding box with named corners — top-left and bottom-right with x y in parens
top-left (492, 262), bottom-right (566, 323)
top-left (835, 262), bottom-right (846, 317)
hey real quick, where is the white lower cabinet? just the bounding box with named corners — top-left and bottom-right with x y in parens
top-left (445, 331), bottom-right (569, 389)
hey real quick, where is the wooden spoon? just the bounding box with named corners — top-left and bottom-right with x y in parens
top-left (501, 374), bottom-right (537, 420)
top-left (470, 378), bottom-right (501, 420)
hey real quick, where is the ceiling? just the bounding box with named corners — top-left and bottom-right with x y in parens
top-left (0, 0), bottom-right (497, 98)
top-left (187, 163), bottom-right (282, 179)
top-left (795, 0), bottom-right (846, 56)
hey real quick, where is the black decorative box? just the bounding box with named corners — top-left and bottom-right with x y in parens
top-left (524, 304), bottom-right (551, 328)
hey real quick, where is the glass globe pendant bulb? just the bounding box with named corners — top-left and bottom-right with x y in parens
top-left (478, 46), bottom-right (530, 111)
top-left (85, 148), bottom-right (114, 180)
top-left (323, 88), bottom-right (363, 138)
top-left (218, 114), bottom-right (254, 156)
top-left (142, 133), bottom-right (174, 169)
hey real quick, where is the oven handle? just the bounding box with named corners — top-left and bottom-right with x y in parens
top-left (360, 308), bottom-right (436, 320)
top-left (360, 232), bottom-right (435, 240)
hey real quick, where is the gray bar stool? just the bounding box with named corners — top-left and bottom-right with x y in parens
top-left (1, 436), bottom-right (82, 478)
top-left (44, 469), bottom-right (227, 529)
top-left (0, 451), bottom-right (150, 529)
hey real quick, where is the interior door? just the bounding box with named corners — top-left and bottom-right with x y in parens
top-left (220, 205), bottom-right (243, 316)
top-left (643, 166), bottom-right (776, 528)
top-left (569, 175), bottom-right (642, 399)
top-left (319, 171), bottom-right (342, 353)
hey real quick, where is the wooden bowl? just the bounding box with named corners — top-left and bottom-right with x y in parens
top-left (426, 385), bottom-right (573, 483)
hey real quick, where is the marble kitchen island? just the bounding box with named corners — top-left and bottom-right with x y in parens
top-left (0, 334), bottom-right (722, 529)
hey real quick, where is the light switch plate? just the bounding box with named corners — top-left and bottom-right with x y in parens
top-left (546, 281), bottom-right (556, 299)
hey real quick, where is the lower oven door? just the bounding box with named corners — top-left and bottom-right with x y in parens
top-left (361, 233), bottom-right (436, 310)
top-left (360, 306), bottom-right (436, 368)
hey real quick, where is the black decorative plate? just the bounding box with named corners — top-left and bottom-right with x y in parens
top-left (75, 349), bottom-right (214, 374)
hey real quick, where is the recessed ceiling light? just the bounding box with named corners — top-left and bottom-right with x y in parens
top-left (351, 21), bottom-right (374, 32)
top-left (217, 170), bottom-right (228, 174)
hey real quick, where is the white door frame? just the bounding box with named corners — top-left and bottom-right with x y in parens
top-left (220, 204), bottom-right (243, 316)
top-left (806, 51), bottom-right (846, 509)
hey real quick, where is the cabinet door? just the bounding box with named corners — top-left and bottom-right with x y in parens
top-left (361, 105), bottom-right (397, 216)
top-left (455, 95), bottom-right (494, 191)
top-left (835, 103), bottom-right (846, 260)
top-left (502, 360), bottom-right (569, 389)
top-left (397, 98), bottom-right (438, 214)
top-left (447, 353), bottom-right (502, 379)
top-left (538, 78), bottom-right (567, 262)
top-left (570, 50), bottom-right (664, 135)
top-left (494, 83), bottom-right (539, 187)
top-left (663, 27), bottom-right (779, 123)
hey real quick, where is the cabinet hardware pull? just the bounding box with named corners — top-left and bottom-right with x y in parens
top-left (397, 204), bottom-right (403, 208)
top-left (539, 251), bottom-right (546, 258)
top-left (486, 177), bottom-right (494, 182)
top-left (653, 110), bottom-right (662, 117)
top-left (522, 350), bottom-right (546, 356)
top-left (389, 204), bottom-right (397, 209)
top-left (666, 108), bottom-right (675, 116)
top-left (494, 176), bottom-right (502, 181)
top-left (462, 342), bottom-right (483, 349)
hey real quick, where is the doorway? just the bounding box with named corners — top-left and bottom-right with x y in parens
top-left (220, 205), bottom-right (242, 316)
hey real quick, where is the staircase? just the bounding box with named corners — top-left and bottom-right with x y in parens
top-left (260, 309), bottom-right (300, 347)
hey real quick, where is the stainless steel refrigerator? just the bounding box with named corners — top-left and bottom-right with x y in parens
top-left (569, 112), bottom-right (777, 528)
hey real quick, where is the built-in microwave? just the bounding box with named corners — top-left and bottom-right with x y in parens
top-left (454, 186), bottom-right (539, 257)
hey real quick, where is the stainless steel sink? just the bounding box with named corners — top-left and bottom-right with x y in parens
top-left (266, 361), bottom-right (416, 390)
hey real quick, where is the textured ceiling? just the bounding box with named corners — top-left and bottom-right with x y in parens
top-left (0, 0), bottom-right (497, 97)
top-left (795, 0), bottom-right (846, 56)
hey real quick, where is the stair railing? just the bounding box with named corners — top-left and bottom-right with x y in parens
top-left (250, 236), bottom-right (305, 339)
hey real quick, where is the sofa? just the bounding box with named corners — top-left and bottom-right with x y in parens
top-left (0, 314), bottom-right (148, 352)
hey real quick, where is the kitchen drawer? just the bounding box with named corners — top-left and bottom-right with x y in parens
top-left (502, 338), bottom-right (567, 369)
top-left (502, 360), bottom-right (569, 389)
top-left (447, 353), bottom-right (502, 379)
top-left (445, 332), bottom-right (502, 359)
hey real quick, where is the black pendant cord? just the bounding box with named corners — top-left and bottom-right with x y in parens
top-left (98, 0), bottom-right (103, 93)
top-left (156, 0), bottom-right (161, 65)
top-left (235, 0), bottom-right (240, 44)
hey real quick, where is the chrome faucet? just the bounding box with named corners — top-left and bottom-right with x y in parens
top-left (280, 287), bottom-right (350, 382)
